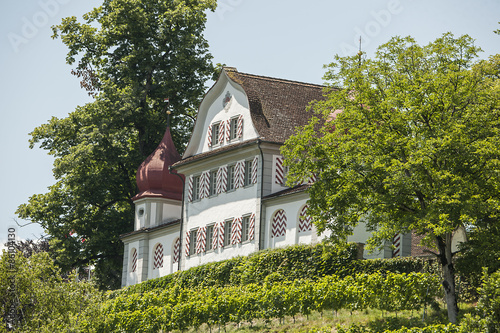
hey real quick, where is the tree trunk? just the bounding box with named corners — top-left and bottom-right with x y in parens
top-left (436, 233), bottom-right (459, 324)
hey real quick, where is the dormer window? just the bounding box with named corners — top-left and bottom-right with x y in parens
top-left (212, 122), bottom-right (221, 146)
top-left (229, 118), bottom-right (238, 140)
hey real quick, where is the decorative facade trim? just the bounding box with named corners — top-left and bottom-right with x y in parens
top-left (272, 209), bottom-right (287, 238)
top-left (153, 243), bottom-right (164, 269)
top-left (298, 204), bottom-right (312, 232)
top-left (173, 238), bottom-right (180, 263)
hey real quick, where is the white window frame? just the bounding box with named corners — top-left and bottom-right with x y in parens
top-left (189, 229), bottom-right (197, 256)
top-left (206, 224), bottom-right (215, 251)
top-left (212, 122), bottom-right (221, 146)
top-left (209, 170), bottom-right (217, 196)
top-left (227, 164), bottom-right (235, 191)
top-left (241, 215), bottom-right (250, 242)
top-left (192, 175), bottom-right (201, 201)
top-left (244, 160), bottom-right (252, 187)
top-left (229, 117), bottom-right (239, 141)
top-left (224, 219), bottom-right (232, 247)
top-left (281, 166), bottom-right (290, 187)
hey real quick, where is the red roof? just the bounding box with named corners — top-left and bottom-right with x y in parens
top-left (133, 127), bottom-right (184, 201)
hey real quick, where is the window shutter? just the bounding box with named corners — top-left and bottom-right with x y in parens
top-left (298, 205), bottom-right (312, 232)
top-left (272, 209), bottom-right (287, 238)
top-left (212, 223), bottom-right (219, 250)
top-left (185, 231), bottom-right (191, 257)
top-left (187, 175), bottom-right (194, 202)
top-left (207, 125), bottom-right (212, 147)
top-left (197, 227), bottom-right (207, 254)
top-left (234, 161), bottom-right (245, 188)
top-left (153, 244), bottom-right (164, 269)
top-left (251, 156), bottom-right (258, 184)
top-left (200, 171), bottom-right (210, 199)
top-left (218, 123), bottom-right (224, 144)
top-left (218, 221), bottom-right (225, 249)
top-left (237, 114), bottom-right (243, 138)
top-left (225, 119), bottom-right (231, 142)
top-left (393, 234), bottom-right (402, 257)
top-left (275, 156), bottom-right (284, 184)
top-left (231, 217), bottom-right (242, 244)
top-left (307, 173), bottom-right (317, 184)
top-left (217, 166), bottom-right (227, 194)
top-left (249, 213), bottom-right (255, 240)
top-left (131, 248), bottom-right (137, 272)
top-left (173, 238), bottom-right (180, 263)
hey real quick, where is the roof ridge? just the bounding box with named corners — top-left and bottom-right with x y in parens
top-left (232, 71), bottom-right (325, 89)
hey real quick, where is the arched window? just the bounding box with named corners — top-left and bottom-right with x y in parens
top-left (271, 209), bottom-right (287, 238)
top-left (130, 248), bottom-right (137, 273)
top-left (153, 243), bottom-right (164, 269)
top-left (298, 204), bottom-right (312, 232)
top-left (172, 238), bottom-right (180, 264)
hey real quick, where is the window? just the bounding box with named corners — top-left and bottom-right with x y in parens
top-left (241, 216), bottom-right (250, 242)
top-left (206, 224), bottom-right (214, 251)
top-left (227, 165), bottom-right (235, 191)
top-left (209, 170), bottom-right (217, 196)
top-left (193, 175), bottom-right (200, 201)
top-left (212, 122), bottom-right (221, 145)
top-left (229, 117), bottom-right (238, 140)
top-left (189, 229), bottom-right (197, 255)
top-left (130, 248), bottom-right (137, 272)
top-left (172, 238), bottom-right (180, 263)
top-left (244, 160), bottom-right (252, 186)
top-left (271, 209), bottom-right (287, 238)
top-left (283, 166), bottom-right (289, 185)
top-left (153, 244), bottom-right (163, 269)
top-left (224, 220), bottom-right (232, 247)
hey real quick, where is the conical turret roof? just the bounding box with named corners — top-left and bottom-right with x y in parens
top-left (133, 127), bottom-right (184, 201)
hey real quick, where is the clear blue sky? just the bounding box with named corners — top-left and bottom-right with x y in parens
top-left (1, 0), bottom-right (499, 249)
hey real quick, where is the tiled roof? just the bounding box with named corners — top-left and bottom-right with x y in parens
top-left (173, 139), bottom-right (260, 168)
top-left (120, 219), bottom-right (180, 239)
top-left (263, 184), bottom-right (310, 200)
top-left (225, 68), bottom-right (326, 143)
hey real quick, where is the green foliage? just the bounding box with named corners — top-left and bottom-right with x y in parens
top-left (116, 243), bottom-right (360, 295)
top-left (473, 269), bottom-right (500, 333)
top-left (115, 243), bottom-right (445, 300)
top-left (456, 218), bottom-right (500, 297)
top-left (282, 33), bottom-right (500, 323)
top-left (97, 272), bottom-right (441, 332)
top-left (336, 323), bottom-right (462, 333)
top-left (0, 251), bottom-right (103, 332)
top-left (17, 0), bottom-right (217, 289)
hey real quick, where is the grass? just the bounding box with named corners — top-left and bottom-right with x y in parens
top-left (176, 303), bottom-right (475, 333)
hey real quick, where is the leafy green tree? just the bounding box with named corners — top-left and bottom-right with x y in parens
top-left (281, 34), bottom-right (500, 323)
top-left (4, 238), bottom-right (50, 258)
top-left (0, 251), bottom-right (103, 332)
top-left (16, 0), bottom-right (217, 289)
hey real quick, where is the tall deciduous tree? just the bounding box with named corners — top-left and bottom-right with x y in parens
top-left (16, 0), bottom-right (217, 289)
top-left (282, 34), bottom-right (500, 323)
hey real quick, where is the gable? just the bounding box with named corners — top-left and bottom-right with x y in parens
top-left (183, 70), bottom-right (259, 158)
top-left (180, 67), bottom-right (326, 164)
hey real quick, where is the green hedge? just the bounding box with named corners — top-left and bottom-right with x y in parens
top-left (96, 272), bottom-right (441, 332)
top-left (115, 242), bottom-right (438, 297)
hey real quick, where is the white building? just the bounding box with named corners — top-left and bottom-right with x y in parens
top-left (120, 68), bottom-right (409, 287)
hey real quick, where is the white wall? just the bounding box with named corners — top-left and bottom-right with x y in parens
top-left (183, 180), bottom-right (260, 270)
top-left (186, 79), bottom-right (259, 157)
top-left (134, 198), bottom-right (181, 230)
top-left (263, 196), bottom-right (331, 250)
top-left (147, 228), bottom-right (180, 280)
